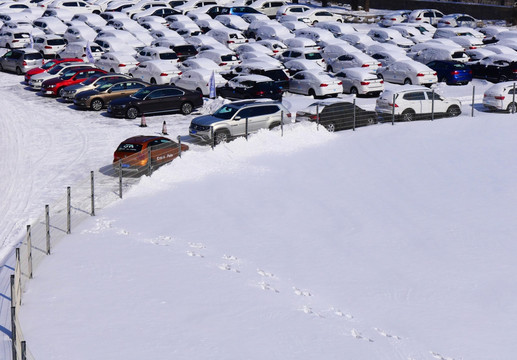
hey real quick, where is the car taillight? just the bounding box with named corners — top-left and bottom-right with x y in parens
top-left (160, 73), bottom-right (168, 76)
top-left (286, 113), bottom-right (291, 117)
top-left (273, 49), bottom-right (279, 53)
top-left (320, 83), bottom-right (328, 87)
top-left (380, 80), bottom-right (384, 84)
top-left (433, 72), bottom-right (437, 76)
top-left (178, 71), bottom-right (182, 75)
top-left (495, 95), bottom-right (505, 100)
top-left (377, 63), bottom-right (382, 67)
top-left (282, 12), bottom-right (286, 15)
top-left (388, 102), bottom-right (398, 107)
top-left (12, 40), bottom-right (19, 43)
top-left (227, 40), bottom-right (234, 44)
top-left (417, 73), bottom-right (425, 77)
top-left (469, 70), bottom-right (472, 74)
top-left (219, 62), bottom-right (227, 66)
top-left (360, 81), bottom-right (370, 85)
top-left (256, 90), bottom-right (265, 96)
top-left (390, 18), bottom-right (396, 21)
top-left (444, 21), bottom-right (451, 24)
top-left (337, 81), bottom-right (342, 85)
top-left (309, 115), bottom-right (317, 120)
top-left (82, 54), bottom-right (86, 57)
top-left (513, 69), bottom-right (517, 74)
top-left (361, 64), bottom-right (370, 67)
top-left (118, 63), bottom-right (126, 67)
top-left (451, 71), bottom-right (459, 75)
top-left (44, 46), bottom-right (52, 49)
top-left (415, 17), bottom-right (421, 20)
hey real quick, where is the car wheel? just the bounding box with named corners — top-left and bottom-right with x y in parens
top-left (269, 122), bottom-right (280, 130)
top-left (440, 77), bottom-right (448, 84)
top-left (90, 98), bottom-right (104, 111)
top-left (0, 63), bottom-right (3, 71)
top-left (214, 130), bottom-right (230, 145)
top-left (350, 87), bottom-right (358, 95)
top-left (58, 87), bottom-right (65, 97)
top-left (6, 44), bottom-right (10, 49)
top-left (150, 78), bottom-right (156, 84)
top-left (196, 87), bottom-right (203, 94)
top-left (401, 108), bottom-right (415, 121)
top-left (446, 105), bottom-right (461, 117)
top-left (110, 68), bottom-right (115, 73)
top-left (327, 65), bottom-right (333, 72)
top-left (128, 73), bottom-right (133, 77)
top-left (15, 67), bottom-right (22, 75)
top-left (126, 107), bottom-right (139, 119)
top-left (324, 122), bottom-right (336, 132)
top-left (180, 102), bottom-right (193, 115)
top-left (404, 78), bottom-right (412, 85)
top-left (308, 88), bottom-right (316, 98)
top-left (507, 102), bottom-right (517, 113)
top-left (312, 20), bottom-right (318, 24)
top-left (367, 116), bottom-right (376, 125)
top-left (499, 75), bottom-right (508, 83)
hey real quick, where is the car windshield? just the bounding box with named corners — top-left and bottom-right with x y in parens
top-left (131, 88), bottom-right (152, 100)
top-left (116, 143), bottom-right (143, 152)
top-left (41, 61), bottom-right (57, 70)
top-left (221, 54), bottom-right (238, 61)
top-left (60, 71), bottom-right (77, 80)
top-left (213, 104), bottom-right (238, 119)
top-left (305, 52), bottom-right (322, 60)
top-left (81, 75), bottom-right (102, 85)
top-left (159, 52), bottom-right (178, 60)
top-left (48, 39), bottom-right (66, 45)
top-left (97, 82), bottom-right (114, 91)
top-left (49, 65), bottom-right (65, 74)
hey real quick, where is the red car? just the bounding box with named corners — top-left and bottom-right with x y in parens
top-left (40, 67), bottom-right (107, 96)
top-left (24, 57), bottom-right (83, 83)
top-left (113, 135), bottom-right (189, 174)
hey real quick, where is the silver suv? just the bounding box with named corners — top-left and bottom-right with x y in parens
top-left (0, 49), bottom-right (43, 75)
top-left (189, 100), bottom-right (291, 144)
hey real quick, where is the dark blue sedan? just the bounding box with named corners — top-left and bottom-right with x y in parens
top-left (426, 60), bottom-right (473, 85)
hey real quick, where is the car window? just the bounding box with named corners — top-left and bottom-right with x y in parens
top-left (426, 91), bottom-right (443, 100)
top-left (213, 104), bottom-right (238, 119)
top-left (117, 143), bottom-right (143, 152)
top-left (403, 92), bottom-right (425, 101)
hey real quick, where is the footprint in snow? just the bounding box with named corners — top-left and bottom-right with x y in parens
top-left (374, 327), bottom-right (402, 340)
top-left (259, 281), bottom-right (279, 293)
top-left (430, 351), bottom-right (454, 360)
top-left (300, 305), bottom-right (324, 318)
top-left (188, 242), bottom-right (206, 249)
top-left (186, 250), bottom-right (204, 258)
top-left (219, 263), bottom-right (240, 273)
top-left (351, 329), bottom-right (374, 342)
top-left (257, 269), bottom-right (275, 278)
top-left (150, 235), bottom-right (173, 246)
top-left (293, 287), bottom-right (312, 297)
top-left (117, 229), bottom-right (129, 235)
top-left (330, 307), bottom-right (354, 320)
top-left (222, 254), bottom-right (238, 261)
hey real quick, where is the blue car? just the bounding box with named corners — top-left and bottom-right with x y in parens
top-left (426, 60), bottom-right (473, 85)
top-left (221, 6), bottom-right (262, 16)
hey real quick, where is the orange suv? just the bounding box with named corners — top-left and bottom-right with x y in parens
top-left (113, 135), bottom-right (189, 175)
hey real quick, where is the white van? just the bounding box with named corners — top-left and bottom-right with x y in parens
top-left (206, 28), bottom-right (247, 50)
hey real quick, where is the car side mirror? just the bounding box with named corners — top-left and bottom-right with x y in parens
top-left (234, 116), bottom-right (241, 120)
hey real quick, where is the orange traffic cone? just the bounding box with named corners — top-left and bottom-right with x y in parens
top-left (139, 114), bottom-right (147, 127)
top-left (162, 121), bottom-right (168, 135)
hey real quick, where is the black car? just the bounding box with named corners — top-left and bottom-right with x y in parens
top-left (217, 76), bottom-right (283, 100)
top-left (206, 5), bottom-right (229, 18)
top-left (296, 101), bottom-right (377, 132)
top-left (470, 56), bottom-right (517, 83)
top-left (107, 85), bottom-right (204, 119)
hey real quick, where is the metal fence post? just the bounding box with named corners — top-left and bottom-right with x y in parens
top-left (45, 204), bottom-right (50, 255)
top-left (90, 171), bottom-right (95, 216)
top-left (15, 248), bottom-right (21, 306)
top-left (245, 117), bottom-right (249, 141)
top-left (280, 110), bottom-right (284, 137)
top-left (11, 306), bottom-right (16, 360)
top-left (353, 98), bottom-right (356, 131)
top-left (66, 186), bottom-right (71, 234)
top-left (10, 275), bottom-right (14, 307)
top-left (471, 86), bottom-right (475, 117)
top-left (513, 83), bottom-right (516, 114)
top-left (211, 126), bottom-right (215, 150)
top-left (118, 160), bottom-right (122, 199)
top-left (177, 136), bottom-right (182, 158)
top-left (26, 225), bottom-right (32, 279)
top-left (147, 147), bottom-right (152, 176)
top-left (392, 93), bottom-right (396, 125)
top-left (431, 89), bottom-right (435, 121)
top-left (21, 341), bottom-right (27, 360)
top-left (316, 104), bottom-right (320, 130)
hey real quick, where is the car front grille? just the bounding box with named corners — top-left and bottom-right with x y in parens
top-left (190, 123), bottom-right (210, 131)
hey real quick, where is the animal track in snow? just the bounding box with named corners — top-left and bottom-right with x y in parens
top-left (299, 305), bottom-right (324, 318)
top-left (82, 218), bottom-right (113, 234)
top-left (293, 287), bottom-right (312, 297)
top-left (117, 229), bottom-right (129, 235)
top-left (330, 307), bottom-right (354, 320)
top-left (430, 351), bottom-right (454, 360)
top-left (351, 329), bottom-right (374, 342)
top-left (257, 269), bottom-right (275, 278)
top-left (188, 242), bottom-right (205, 249)
top-left (374, 328), bottom-right (402, 340)
top-left (219, 263), bottom-right (240, 273)
top-left (186, 250), bottom-right (204, 258)
top-left (150, 235), bottom-right (173, 246)
top-left (259, 281), bottom-right (279, 293)
top-left (222, 254), bottom-right (238, 261)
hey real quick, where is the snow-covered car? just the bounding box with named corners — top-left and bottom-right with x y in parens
top-left (369, 50), bottom-right (412, 67)
top-left (95, 52), bottom-right (138, 74)
top-left (293, 27), bottom-right (335, 45)
top-left (283, 58), bottom-right (322, 75)
top-left (136, 46), bottom-right (179, 64)
top-left (254, 24), bottom-right (293, 41)
top-left (257, 39), bottom-right (287, 54)
top-left (56, 41), bottom-right (104, 61)
top-left (70, 13), bottom-right (107, 30)
top-left (377, 60), bottom-right (437, 86)
top-left (0, 29), bottom-right (30, 48)
top-left (283, 37), bottom-right (319, 52)
top-left (32, 16), bottom-right (68, 35)
top-left (483, 81), bottom-right (517, 112)
top-left (326, 51), bottom-right (380, 73)
top-left (378, 10), bottom-right (411, 27)
top-left (171, 68), bottom-right (225, 96)
top-left (288, 70), bottom-right (342, 98)
top-left (197, 48), bottom-right (240, 71)
top-left (340, 32), bottom-right (377, 52)
top-left (408, 8), bottom-right (444, 26)
top-left (433, 27), bottom-right (484, 41)
top-left (249, 0), bottom-right (286, 19)
top-left (234, 42), bottom-right (274, 57)
top-left (437, 13), bottom-right (480, 28)
top-left (47, 0), bottom-right (102, 14)
top-left (375, 86), bottom-right (461, 121)
top-left (335, 68), bottom-right (384, 96)
top-left (178, 57), bottom-right (220, 73)
top-left (206, 28), bottom-right (248, 50)
top-left (63, 24), bottom-right (98, 43)
top-left (279, 48), bottom-right (325, 68)
top-left (129, 60), bottom-right (181, 85)
top-left (32, 34), bottom-right (67, 58)
top-left (367, 28), bottom-right (414, 50)
top-left (409, 42), bottom-right (469, 64)
top-left (214, 14), bottom-right (249, 32)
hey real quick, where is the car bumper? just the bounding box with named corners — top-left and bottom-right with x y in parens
top-left (107, 105), bottom-right (127, 118)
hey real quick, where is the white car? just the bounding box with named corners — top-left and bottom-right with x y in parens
top-left (293, 27), bottom-right (335, 45)
top-left (257, 39), bottom-right (287, 54)
top-left (214, 14), bottom-right (249, 32)
top-left (95, 52), bottom-right (138, 74)
top-left (466, 48), bottom-right (496, 63)
top-left (206, 28), bottom-right (248, 50)
top-left (378, 10), bottom-right (411, 27)
top-left (367, 28), bottom-right (414, 50)
top-left (32, 16), bottom-right (68, 35)
top-left (254, 24), bottom-right (293, 41)
top-left (314, 21), bottom-right (356, 38)
top-left (178, 57), bottom-right (220, 73)
top-left (390, 25), bottom-right (431, 44)
top-left (377, 60), bottom-right (437, 86)
top-left (47, 0), bottom-right (102, 14)
top-left (408, 9), bottom-right (444, 26)
top-left (234, 42), bottom-right (274, 57)
top-left (326, 51), bottom-right (380, 73)
top-left (32, 34), bottom-right (67, 58)
top-left (302, 8), bottom-right (343, 24)
top-left (56, 41), bottom-right (104, 60)
top-left (129, 60), bottom-right (181, 85)
top-left (483, 81), bottom-right (517, 112)
top-left (335, 68), bottom-right (384, 96)
top-left (279, 48), bottom-right (325, 68)
top-left (275, 4), bottom-right (310, 21)
top-left (63, 24), bottom-right (98, 43)
top-left (0, 30), bottom-right (30, 48)
top-left (283, 58), bottom-right (322, 75)
top-left (283, 37), bottom-right (319, 52)
top-left (250, 0), bottom-right (286, 19)
top-left (70, 13), bottom-right (106, 30)
top-left (340, 32), bottom-right (378, 52)
top-left (136, 46), bottom-right (179, 64)
top-left (375, 86), bottom-right (461, 121)
top-left (433, 27), bottom-right (485, 41)
top-left (197, 48), bottom-right (240, 71)
top-left (437, 13), bottom-right (480, 28)
top-left (369, 50), bottom-right (412, 67)
top-left (288, 70), bottom-right (342, 98)
top-left (123, 1), bottom-right (170, 19)
top-left (172, 68), bottom-right (225, 96)
top-left (409, 43), bottom-right (469, 64)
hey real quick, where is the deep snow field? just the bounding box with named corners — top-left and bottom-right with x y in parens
top-left (1, 68), bottom-right (517, 360)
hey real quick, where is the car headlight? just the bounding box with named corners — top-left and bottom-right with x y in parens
top-left (47, 84), bottom-right (56, 88)
top-left (77, 96), bottom-right (89, 101)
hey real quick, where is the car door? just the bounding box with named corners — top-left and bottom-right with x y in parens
top-left (143, 87), bottom-right (183, 113)
top-left (229, 107), bottom-right (252, 135)
top-left (149, 138), bottom-right (178, 166)
top-left (336, 72), bottom-right (351, 92)
top-left (1, 51), bottom-right (14, 71)
top-left (402, 91), bottom-right (425, 115)
top-left (290, 72), bottom-right (305, 93)
top-left (425, 90), bottom-right (446, 114)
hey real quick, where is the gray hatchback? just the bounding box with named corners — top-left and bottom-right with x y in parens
top-left (0, 49), bottom-right (44, 75)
